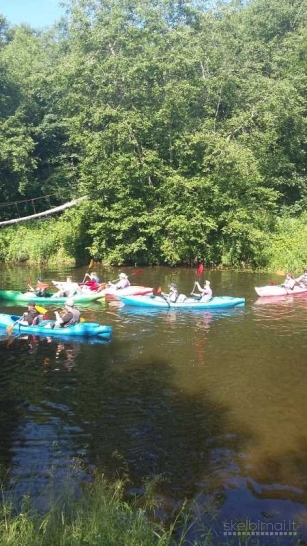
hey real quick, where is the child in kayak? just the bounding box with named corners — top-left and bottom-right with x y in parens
top-left (191, 280), bottom-right (213, 302)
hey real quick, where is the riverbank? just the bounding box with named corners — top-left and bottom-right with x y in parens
top-left (0, 473), bottom-right (216, 546)
top-left (1, 472), bottom-right (301, 546)
top-left (0, 213), bottom-right (307, 273)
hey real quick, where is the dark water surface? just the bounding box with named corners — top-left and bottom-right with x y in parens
top-left (1, 265), bottom-right (307, 542)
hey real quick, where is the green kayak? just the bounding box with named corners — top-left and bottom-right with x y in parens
top-left (0, 290), bottom-right (105, 304)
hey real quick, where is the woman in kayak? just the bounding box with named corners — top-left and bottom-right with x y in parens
top-left (191, 280), bottom-right (213, 302)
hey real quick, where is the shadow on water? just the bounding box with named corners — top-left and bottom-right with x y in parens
top-left (1, 320), bottom-right (307, 544)
top-left (1, 266), bottom-right (307, 543)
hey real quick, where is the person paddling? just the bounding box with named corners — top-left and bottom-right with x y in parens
top-left (19, 303), bottom-right (40, 325)
top-left (161, 283), bottom-right (179, 303)
top-left (83, 271), bottom-right (100, 284)
top-left (28, 277), bottom-right (49, 297)
top-left (281, 273), bottom-right (295, 290)
top-left (295, 268), bottom-right (307, 287)
top-left (108, 273), bottom-right (130, 290)
top-left (191, 280), bottom-right (213, 302)
top-left (51, 276), bottom-right (81, 298)
top-left (52, 298), bottom-right (81, 328)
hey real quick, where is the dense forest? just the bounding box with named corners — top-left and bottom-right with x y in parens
top-left (0, 0), bottom-right (307, 268)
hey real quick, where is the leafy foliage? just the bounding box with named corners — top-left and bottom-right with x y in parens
top-left (1, 0), bottom-right (307, 267)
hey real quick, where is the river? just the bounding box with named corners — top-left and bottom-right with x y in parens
top-left (0, 265), bottom-right (306, 544)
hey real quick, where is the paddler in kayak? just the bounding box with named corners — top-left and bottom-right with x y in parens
top-left (19, 302), bottom-right (40, 325)
top-left (80, 271), bottom-right (102, 292)
top-left (295, 268), bottom-right (307, 287)
top-left (84, 271), bottom-right (100, 284)
top-left (161, 283), bottom-right (179, 303)
top-left (51, 276), bottom-right (82, 298)
top-left (190, 280), bottom-right (213, 302)
top-left (281, 272), bottom-right (296, 290)
top-left (108, 272), bottom-right (130, 290)
top-left (28, 277), bottom-right (49, 297)
top-left (52, 298), bottom-right (81, 328)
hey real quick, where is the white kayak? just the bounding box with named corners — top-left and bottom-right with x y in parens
top-left (255, 284), bottom-right (307, 297)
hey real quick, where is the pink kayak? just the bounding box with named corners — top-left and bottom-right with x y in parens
top-left (255, 284), bottom-right (307, 297)
top-left (101, 285), bottom-right (153, 298)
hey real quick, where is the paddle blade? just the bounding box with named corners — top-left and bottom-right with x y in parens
top-left (80, 317), bottom-right (85, 322)
top-left (6, 325), bottom-right (14, 335)
top-left (134, 269), bottom-right (143, 275)
top-left (197, 264), bottom-right (204, 277)
top-left (35, 305), bottom-right (48, 314)
top-left (154, 286), bottom-right (162, 294)
top-left (89, 258), bottom-right (94, 269)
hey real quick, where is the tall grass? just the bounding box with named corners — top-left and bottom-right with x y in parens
top-left (0, 471), bottom-right (302, 546)
top-left (0, 213), bottom-right (90, 265)
top-left (1, 210), bottom-right (307, 272)
top-left (268, 213), bottom-right (307, 274)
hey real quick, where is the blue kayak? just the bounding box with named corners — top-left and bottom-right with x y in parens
top-left (0, 314), bottom-right (112, 340)
top-left (119, 295), bottom-right (245, 309)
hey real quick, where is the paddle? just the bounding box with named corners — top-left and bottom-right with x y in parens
top-left (82, 258), bottom-right (95, 283)
top-left (153, 286), bottom-right (170, 307)
top-left (109, 269), bottom-right (143, 284)
top-left (191, 263), bottom-right (204, 296)
top-left (197, 263), bottom-right (204, 277)
top-left (6, 318), bottom-right (21, 335)
top-left (36, 304), bottom-right (86, 322)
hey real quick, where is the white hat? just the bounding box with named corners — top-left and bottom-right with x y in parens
top-left (205, 280), bottom-right (210, 285)
top-left (65, 298), bottom-right (75, 307)
top-left (119, 273), bottom-right (128, 279)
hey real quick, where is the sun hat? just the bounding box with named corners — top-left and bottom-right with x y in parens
top-left (119, 273), bottom-right (128, 279)
top-left (65, 298), bottom-right (75, 307)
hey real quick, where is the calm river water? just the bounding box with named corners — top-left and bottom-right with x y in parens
top-left (0, 265), bottom-right (307, 543)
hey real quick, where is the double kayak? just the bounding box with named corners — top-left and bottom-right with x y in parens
top-left (0, 314), bottom-right (112, 339)
top-left (0, 290), bottom-right (105, 304)
top-left (118, 295), bottom-right (245, 309)
top-left (254, 285), bottom-right (307, 297)
top-left (101, 285), bottom-right (153, 297)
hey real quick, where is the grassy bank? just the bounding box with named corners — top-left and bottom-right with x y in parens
top-left (0, 213), bottom-right (90, 266)
top-left (0, 473), bottom-right (216, 546)
top-left (1, 212), bottom-right (307, 272)
top-left (0, 471), bottom-right (302, 546)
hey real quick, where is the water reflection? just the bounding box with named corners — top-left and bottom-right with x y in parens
top-left (2, 268), bottom-right (307, 542)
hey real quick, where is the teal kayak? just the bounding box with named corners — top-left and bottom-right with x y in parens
top-left (0, 290), bottom-right (104, 304)
top-left (0, 314), bottom-right (112, 339)
top-left (119, 295), bottom-right (245, 309)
